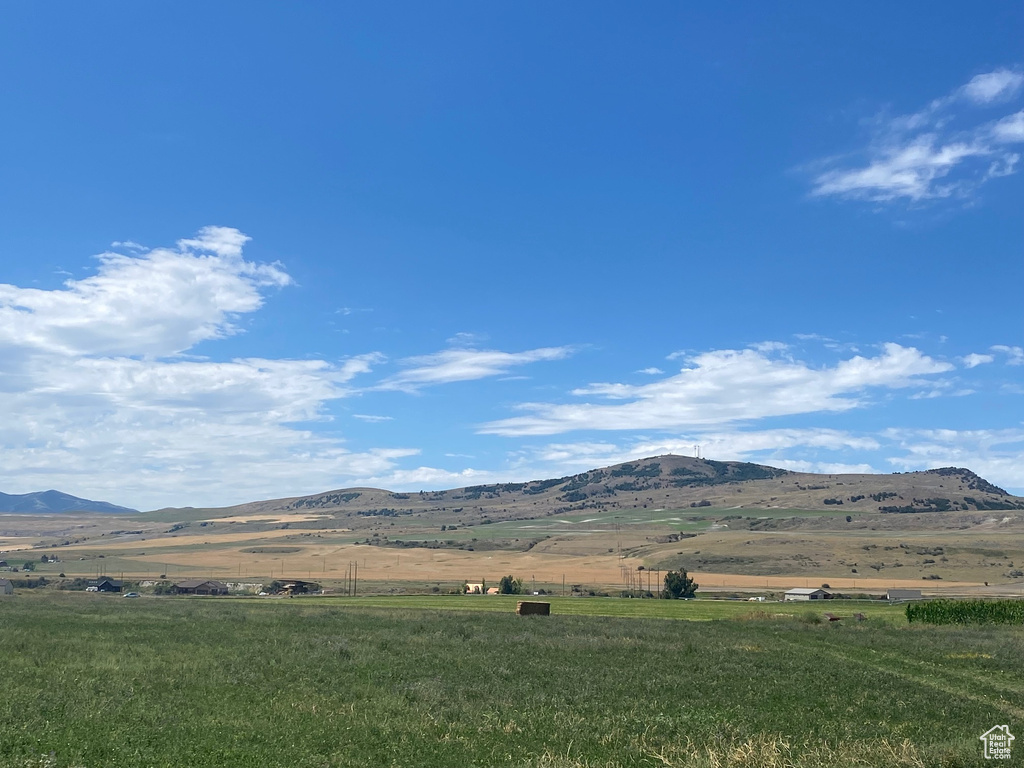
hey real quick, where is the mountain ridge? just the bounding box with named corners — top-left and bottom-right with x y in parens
top-left (0, 489), bottom-right (137, 514)
top-left (139, 455), bottom-right (1023, 522)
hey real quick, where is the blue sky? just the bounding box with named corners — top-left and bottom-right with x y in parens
top-left (1, 4), bottom-right (1022, 510)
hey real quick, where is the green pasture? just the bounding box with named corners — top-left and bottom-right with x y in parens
top-left (2, 593), bottom-right (1021, 767)
top-left (300, 593), bottom-right (908, 624)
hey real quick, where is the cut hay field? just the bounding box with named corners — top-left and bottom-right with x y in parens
top-left (2, 593), bottom-right (1022, 767)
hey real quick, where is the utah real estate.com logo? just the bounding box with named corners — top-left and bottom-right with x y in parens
top-left (980, 725), bottom-right (1014, 760)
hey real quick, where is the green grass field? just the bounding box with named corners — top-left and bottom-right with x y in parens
top-left (2, 593), bottom-right (1022, 767)
top-left (302, 594), bottom-right (908, 624)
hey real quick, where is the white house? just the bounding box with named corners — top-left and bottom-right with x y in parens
top-left (783, 587), bottom-right (830, 601)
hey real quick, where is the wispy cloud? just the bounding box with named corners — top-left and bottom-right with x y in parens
top-left (377, 346), bottom-right (575, 393)
top-left (961, 352), bottom-right (995, 369)
top-left (636, 367), bottom-right (664, 375)
top-left (480, 343), bottom-right (953, 436)
top-left (810, 68), bottom-right (1024, 204)
top-left (353, 414), bottom-right (394, 423)
top-left (992, 345), bottom-right (1024, 365)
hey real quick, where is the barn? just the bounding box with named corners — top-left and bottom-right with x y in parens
top-left (784, 588), bottom-right (830, 601)
top-left (0, 578), bottom-right (13, 595)
top-left (173, 579), bottom-right (229, 595)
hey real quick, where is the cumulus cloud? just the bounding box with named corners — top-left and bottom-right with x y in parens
top-left (0, 226), bottom-right (290, 358)
top-left (810, 68), bottom-right (1024, 204)
top-left (0, 228), bottom-right (401, 509)
top-left (377, 346), bottom-right (574, 393)
top-left (481, 343), bottom-right (952, 436)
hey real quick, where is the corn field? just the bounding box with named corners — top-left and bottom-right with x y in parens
top-left (906, 598), bottom-right (1024, 625)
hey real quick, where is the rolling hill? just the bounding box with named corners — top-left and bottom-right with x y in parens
top-left (141, 455), bottom-right (1024, 523)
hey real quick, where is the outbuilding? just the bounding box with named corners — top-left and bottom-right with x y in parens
top-left (279, 580), bottom-right (319, 595)
top-left (784, 588), bottom-right (830, 601)
top-left (0, 578), bottom-right (13, 595)
top-left (173, 579), bottom-right (229, 595)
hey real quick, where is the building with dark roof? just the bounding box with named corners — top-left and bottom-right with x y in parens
top-left (173, 579), bottom-right (229, 595)
top-left (88, 576), bottom-right (123, 593)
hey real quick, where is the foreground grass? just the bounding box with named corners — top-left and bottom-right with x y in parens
top-left (2, 594), bottom-right (1022, 767)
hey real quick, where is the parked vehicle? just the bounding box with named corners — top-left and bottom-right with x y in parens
top-left (123, 592), bottom-right (140, 598)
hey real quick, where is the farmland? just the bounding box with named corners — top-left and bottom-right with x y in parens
top-left (3, 457), bottom-right (1024, 598)
top-left (1, 593), bottom-right (1022, 767)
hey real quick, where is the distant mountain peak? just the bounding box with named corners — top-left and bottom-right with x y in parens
top-left (0, 490), bottom-right (136, 514)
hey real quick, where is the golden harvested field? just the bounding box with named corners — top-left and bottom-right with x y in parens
top-left (6, 503), bottom-right (1023, 597)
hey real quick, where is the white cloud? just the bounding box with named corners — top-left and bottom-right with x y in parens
top-left (110, 240), bottom-right (146, 251)
top-left (0, 226), bottom-right (290, 358)
top-left (810, 69), bottom-right (1024, 204)
top-left (768, 460), bottom-right (878, 475)
top-left (637, 367), bottom-right (664, 375)
top-left (992, 111), bottom-right (1024, 142)
top-left (353, 414), bottom-right (394, 423)
top-left (0, 228), bottom-right (404, 509)
top-left (961, 352), bottom-right (995, 369)
top-left (0, 353), bottom-right (416, 508)
top-left (750, 341), bottom-right (790, 353)
top-left (991, 345), bottom-right (1024, 365)
top-left (377, 346), bottom-right (574, 393)
top-left (960, 70), bottom-right (1024, 104)
top-left (496, 429), bottom-right (882, 486)
top-left (884, 427), bottom-right (1024, 493)
top-left (350, 465), bottom-right (508, 491)
top-left (481, 343), bottom-right (952, 436)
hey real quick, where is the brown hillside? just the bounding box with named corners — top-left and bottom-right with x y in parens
top-left (145, 455), bottom-right (1023, 524)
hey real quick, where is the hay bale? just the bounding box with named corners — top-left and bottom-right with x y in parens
top-left (516, 601), bottom-right (550, 616)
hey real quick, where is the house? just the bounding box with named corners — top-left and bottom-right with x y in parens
top-left (88, 576), bottom-right (123, 593)
top-left (173, 579), bottom-right (229, 595)
top-left (486, 587), bottom-right (500, 595)
top-left (784, 588), bottom-right (830, 601)
top-left (0, 578), bottom-right (13, 595)
top-left (886, 588), bottom-right (923, 601)
top-left (465, 583), bottom-right (484, 594)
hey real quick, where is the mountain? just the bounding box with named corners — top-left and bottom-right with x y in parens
top-left (0, 490), bottom-right (137, 514)
top-left (142, 455), bottom-right (1024, 523)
